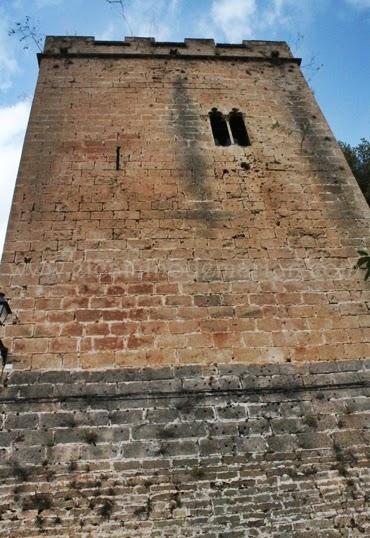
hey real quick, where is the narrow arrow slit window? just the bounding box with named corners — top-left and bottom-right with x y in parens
top-left (116, 146), bottom-right (121, 170)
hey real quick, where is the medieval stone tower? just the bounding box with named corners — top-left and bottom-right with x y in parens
top-left (0, 36), bottom-right (369, 536)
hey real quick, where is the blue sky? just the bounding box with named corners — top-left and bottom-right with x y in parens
top-left (0, 0), bottom-right (369, 253)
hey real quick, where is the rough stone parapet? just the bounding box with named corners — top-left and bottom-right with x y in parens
top-left (41, 36), bottom-right (297, 62)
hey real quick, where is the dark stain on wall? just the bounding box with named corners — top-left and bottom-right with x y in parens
top-left (285, 66), bottom-right (367, 229)
top-left (171, 77), bottom-right (217, 222)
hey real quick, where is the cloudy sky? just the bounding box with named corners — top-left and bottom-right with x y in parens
top-left (0, 0), bottom-right (369, 254)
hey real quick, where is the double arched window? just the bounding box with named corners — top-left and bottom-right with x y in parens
top-left (209, 108), bottom-right (251, 147)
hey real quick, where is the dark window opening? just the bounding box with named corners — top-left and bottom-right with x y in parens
top-left (209, 108), bottom-right (231, 147)
top-left (229, 110), bottom-right (251, 147)
top-left (116, 146), bottom-right (121, 170)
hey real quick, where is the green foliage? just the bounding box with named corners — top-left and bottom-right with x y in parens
top-left (99, 499), bottom-right (114, 519)
top-left (23, 493), bottom-right (52, 513)
top-left (191, 466), bottom-right (206, 479)
top-left (341, 141), bottom-right (370, 283)
top-left (355, 250), bottom-right (370, 281)
top-left (339, 138), bottom-right (370, 204)
top-left (304, 414), bottom-right (318, 428)
top-left (9, 460), bottom-right (31, 482)
top-left (83, 430), bottom-right (98, 446)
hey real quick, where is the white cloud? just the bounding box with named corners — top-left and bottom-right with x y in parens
top-left (211, 0), bottom-right (257, 40)
top-left (0, 16), bottom-right (18, 91)
top-left (0, 100), bottom-right (31, 256)
top-left (96, 22), bottom-right (118, 41)
top-left (102, 0), bottom-right (310, 44)
top-left (206, 0), bottom-right (313, 42)
top-left (345, 0), bottom-right (370, 7)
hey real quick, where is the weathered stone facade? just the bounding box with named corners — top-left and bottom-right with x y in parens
top-left (1, 36), bottom-right (370, 370)
top-left (0, 37), bottom-right (369, 536)
top-left (0, 361), bottom-right (369, 536)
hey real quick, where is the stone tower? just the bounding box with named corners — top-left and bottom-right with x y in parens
top-left (0, 37), bottom-right (369, 536)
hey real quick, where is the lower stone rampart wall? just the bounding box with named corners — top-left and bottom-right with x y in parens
top-left (0, 360), bottom-right (369, 537)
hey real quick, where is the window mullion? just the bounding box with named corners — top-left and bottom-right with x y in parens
top-left (225, 117), bottom-right (234, 145)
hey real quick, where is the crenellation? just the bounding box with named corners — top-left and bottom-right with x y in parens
top-left (41, 35), bottom-right (298, 61)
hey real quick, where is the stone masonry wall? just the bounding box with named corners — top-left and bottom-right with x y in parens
top-left (0, 35), bottom-right (369, 538)
top-left (1, 37), bottom-right (370, 370)
top-left (0, 360), bottom-right (369, 537)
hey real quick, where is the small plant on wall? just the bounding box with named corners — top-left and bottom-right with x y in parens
top-left (355, 250), bottom-right (370, 281)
